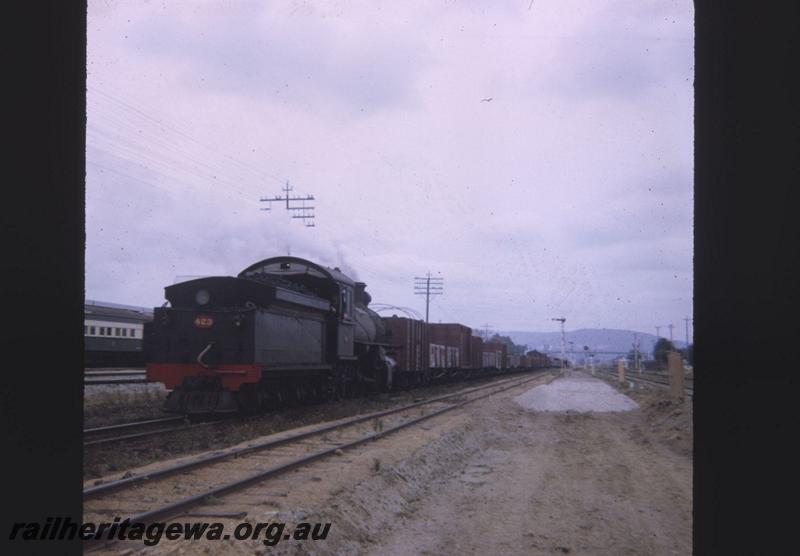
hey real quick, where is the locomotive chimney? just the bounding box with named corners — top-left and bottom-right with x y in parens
top-left (354, 282), bottom-right (371, 306)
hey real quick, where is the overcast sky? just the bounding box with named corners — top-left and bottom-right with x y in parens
top-left (86, 0), bottom-right (693, 338)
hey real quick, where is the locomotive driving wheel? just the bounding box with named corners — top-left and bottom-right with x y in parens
top-left (321, 372), bottom-right (340, 402)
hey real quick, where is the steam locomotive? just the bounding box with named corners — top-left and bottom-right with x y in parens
top-left (145, 256), bottom-right (548, 414)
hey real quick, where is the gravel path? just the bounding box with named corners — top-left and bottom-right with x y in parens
top-left (514, 372), bottom-right (640, 412)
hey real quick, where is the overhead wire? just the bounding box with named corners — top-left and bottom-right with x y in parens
top-left (87, 157), bottom-right (205, 198)
top-left (87, 98), bottom-right (260, 191)
top-left (86, 85), bottom-right (310, 215)
top-left (87, 126), bottom-right (253, 202)
top-left (89, 85), bottom-right (288, 190)
top-left (87, 102), bottom-right (256, 200)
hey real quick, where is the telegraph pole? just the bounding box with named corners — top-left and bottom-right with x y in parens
top-left (413, 273), bottom-right (443, 324)
top-left (551, 317), bottom-right (566, 372)
top-left (260, 181), bottom-right (316, 227)
top-left (655, 325), bottom-right (662, 339)
top-left (684, 317), bottom-right (690, 346)
top-left (667, 323), bottom-right (675, 343)
top-left (480, 323), bottom-right (493, 341)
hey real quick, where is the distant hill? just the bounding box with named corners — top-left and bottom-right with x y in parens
top-left (500, 328), bottom-right (688, 363)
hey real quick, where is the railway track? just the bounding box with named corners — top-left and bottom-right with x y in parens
top-left (83, 416), bottom-right (192, 447)
top-left (83, 370), bottom-right (550, 447)
top-left (83, 369), bottom-right (551, 548)
top-left (594, 368), bottom-right (693, 398)
top-left (84, 369), bottom-right (147, 385)
top-left (85, 369), bottom-right (146, 375)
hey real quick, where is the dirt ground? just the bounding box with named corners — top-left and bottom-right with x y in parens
top-left (91, 371), bottom-right (691, 555)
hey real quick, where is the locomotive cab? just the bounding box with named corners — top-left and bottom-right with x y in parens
top-left (239, 257), bottom-right (359, 362)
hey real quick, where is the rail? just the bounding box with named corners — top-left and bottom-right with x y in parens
top-left (83, 369), bottom-right (551, 544)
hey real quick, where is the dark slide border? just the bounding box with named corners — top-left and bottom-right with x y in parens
top-left (2, 2), bottom-right (799, 554)
top-left (694, 2), bottom-right (798, 553)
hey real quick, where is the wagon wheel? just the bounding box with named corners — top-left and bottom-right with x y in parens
top-left (321, 374), bottom-right (339, 403)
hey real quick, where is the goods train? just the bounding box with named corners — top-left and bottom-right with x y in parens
top-left (144, 256), bottom-right (552, 414)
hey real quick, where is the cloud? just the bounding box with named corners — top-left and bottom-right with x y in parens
top-left (539, 0), bottom-right (693, 101)
top-left (130, 4), bottom-right (430, 117)
top-left (86, 0), bottom-right (694, 333)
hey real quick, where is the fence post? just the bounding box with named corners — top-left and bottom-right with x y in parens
top-left (668, 351), bottom-right (684, 399)
top-left (617, 360), bottom-right (625, 385)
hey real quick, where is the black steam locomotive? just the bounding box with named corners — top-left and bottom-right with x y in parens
top-left (145, 256), bottom-right (394, 413)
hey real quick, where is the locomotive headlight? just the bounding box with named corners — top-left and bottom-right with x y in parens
top-left (195, 289), bottom-right (210, 305)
